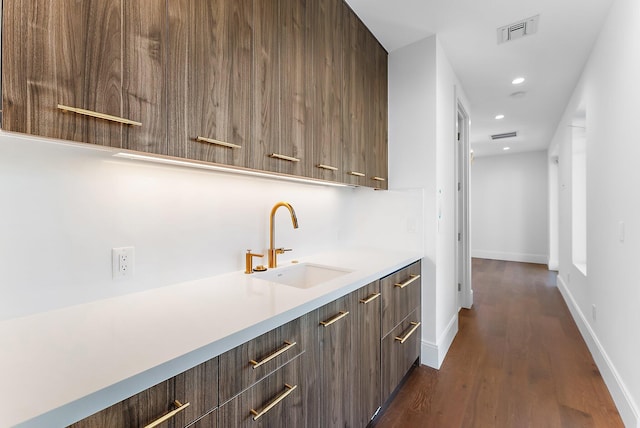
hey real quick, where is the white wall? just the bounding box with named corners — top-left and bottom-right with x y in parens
top-left (389, 35), bottom-right (470, 368)
top-left (550, 0), bottom-right (640, 425)
top-left (0, 132), bottom-right (423, 321)
top-left (471, 150), bottom-right (549, 264)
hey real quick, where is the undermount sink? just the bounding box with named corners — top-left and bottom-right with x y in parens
top-left (255, 263), bottom-right (352, 289)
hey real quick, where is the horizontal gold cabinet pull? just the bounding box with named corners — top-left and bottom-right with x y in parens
top-left (57, 104), bottom-right (142, 126)
top-left (395, 322), bottom-right (421, 344)
top-left (196, 136), bottom-right (241, 149)
top-left (249, 341), bottom-right (297, 369)
top-left (348, 171), bottom-right (365, 177)
top-left (269, 153), bottom-right (300, 162)
top-left (359, 292), bottom-right (381, 304)
top-left (371, 176), bottom-right (386, 181)
top-left (250, 383), bottom-right (297, 421)
top-left (395, 274), bottom-right (421, 289)
top-left (143, 400), bottom-right (190, 428)
top-left (316, 164), bottom-right (338, 171)
top-left (320, 311), bottom-right (350, 327)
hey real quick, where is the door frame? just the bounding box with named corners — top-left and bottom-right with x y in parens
top-left (455, 97), bottom-right (473, 309)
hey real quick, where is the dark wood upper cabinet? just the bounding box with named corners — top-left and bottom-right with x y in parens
top-left (251, 0), bottom-right (311, 176)
top-left (341, 9), bottom-right (369, 186)
top-left (2, 0), bottom-right (166, 153)
top-left (167, 0), bottom-right (253, 166)
top-left (2, 0), bottom-right (387, 188)
top-left (368, 37), bottom-right (389, 190)
top-left (309, 0), bottom-right (344, 182)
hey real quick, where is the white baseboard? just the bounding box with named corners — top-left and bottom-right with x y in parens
top-left (420, 313), bottom-right (458, 369)
top-left (548, 259), bottom-right (559, 271)
top-left (472, 250), bottom-right (547, 264)
top-left (557, 275), bottom-right (639, 428)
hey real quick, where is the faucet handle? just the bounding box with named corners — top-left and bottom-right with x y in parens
top-left (245, 250), bottom-right (264, 274)
top-left (276, 248), bottom-right (293, 255)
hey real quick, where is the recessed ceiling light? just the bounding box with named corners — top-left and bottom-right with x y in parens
top-left (512, 77), bottom-right (525, 85)
top-left (495, 114), bottom-right (505, 120)
top-left (503, 147), bottom-right (511, 151)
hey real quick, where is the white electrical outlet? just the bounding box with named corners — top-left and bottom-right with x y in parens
top-left (112, 247), bottom-right (135, 280)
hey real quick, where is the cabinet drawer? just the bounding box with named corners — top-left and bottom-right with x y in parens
top-left (219, 314), bottom-right (310, 404)
top-left (69, 357), bottom-right (217, 428)
top-left (381, 260), bottom-right (421, 336)
top-left (218, 355), bottom-right (304, 427)
top-left (381, 309), bottom-right (421, 400)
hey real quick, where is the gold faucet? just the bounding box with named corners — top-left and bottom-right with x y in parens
top-left (268, 202), bottom-right (299, 268)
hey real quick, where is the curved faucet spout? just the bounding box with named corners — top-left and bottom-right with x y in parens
top-left (269, 202), bottom-right (299, 268)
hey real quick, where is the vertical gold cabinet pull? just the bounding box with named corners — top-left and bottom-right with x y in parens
top-left (316, 164), bottom-right (338, 171)
top-left (359, 292), bottom-right (381, 304)
top-left (143, 400), bottom-right (190, 428)
top-left (57, 104), bottom-right (142, 126)
top-left (269, 153), bottom-right (300, 162)
top-left (320, 311), bottom-right (349, 327)
top-left (250, 383), bottom-right (298, 421)
top-left (196, 136), bottom-right (241, 149)
top-left (395, 274), bottom-right (421, 289)
top-left (348, 171), bottom-right (365, 177)
top-left (395, 322), bottom-right (421, 344)
top-left (249, 341), bottom-right (297, 369)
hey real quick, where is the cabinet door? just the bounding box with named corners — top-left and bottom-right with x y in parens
top-left (381, 260), bottom-right (422, 336)
top-left (355, 281), bottom-right (382, 426)
top-left (318, 293), bottom-right (356, 427)
top-left (167, 0), bottom-right (253, 166)
top-left (218, 355), bottom-right (305, 427)
top-left (309, 0), bottom-right (343, 182)
top-left (252, 0), bottom-right (311, 176)
top-left (2, 0), bottom-right (166, 152)
top-left (367, 40), bottom-right (389, 190)
top-left (341, 10), bottom-right (368, 186)
top-left (381, 308), bottom-right (421, 399)
top-left (2, 0), bottom-right (123, 147)
top-left (68, 379), bottom-right (174, 428)
top-left (173, 358), bottom-right (219, 427)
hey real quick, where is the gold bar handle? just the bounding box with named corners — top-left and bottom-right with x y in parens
top-left (250, 383), bottom-right (297, 421)
top-left (57, 104), bottom-right (142, 127)
top-left (371, 176), bottom-right (386, 182)
top-left (316, 164), bottom-right (338, 171)
top-left (249, 341), bottom-right (297, 369)
top-left (196, 136), bottom-right (241, 149)
top-left (320, 311), bottom-right (349, 327)
top-left (269, 153), bottom-right (300, 162)
top-left (395, 274), bottom-right (421, 289)
top-left (143, 400), bottom-right (190, 428)
top-left (395, 322), bottom-right (421, 344)
top-left (348, 171), bottom-right (365, 177)
top-left (359, 292), bottom-right (381, 304)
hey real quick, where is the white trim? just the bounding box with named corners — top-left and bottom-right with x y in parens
top-left (557, 275), bottom-right (639, 428)
top-left (472, 250), bottom-right (548, 264)
top-left (420, 313), bottom-right (459, 369)
top-left (548, 258), bottom-right (559, 271)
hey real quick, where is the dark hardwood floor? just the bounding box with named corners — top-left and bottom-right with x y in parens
top-left (373, 259), bottom-right (623, 428)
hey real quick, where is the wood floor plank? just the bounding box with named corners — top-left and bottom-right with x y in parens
top-left (373, 259), bottom-right (623, 428)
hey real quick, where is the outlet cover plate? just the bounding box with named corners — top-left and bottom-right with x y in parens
top-left (112, 247), bottom-right (135, 280)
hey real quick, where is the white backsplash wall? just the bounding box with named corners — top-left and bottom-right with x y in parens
top-left (0, 132), bottom-right (422, 320)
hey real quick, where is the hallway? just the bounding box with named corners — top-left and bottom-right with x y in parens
top-left (374, 259), bottom-right (623, 427)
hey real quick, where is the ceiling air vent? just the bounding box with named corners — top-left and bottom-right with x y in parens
top-left (491, 131), bottom-right (517, 140)
top-left (497, 15), bottom-right (539, 44)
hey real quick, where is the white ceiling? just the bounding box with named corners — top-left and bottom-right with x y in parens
top-left (345, 0), bottom-right (615, 157)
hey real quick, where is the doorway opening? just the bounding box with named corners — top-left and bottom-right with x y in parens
top-left (455, 100), bottom-right (473, 309)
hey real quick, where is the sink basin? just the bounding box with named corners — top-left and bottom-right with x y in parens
top-left (255, 263), bottom-right (352, 289)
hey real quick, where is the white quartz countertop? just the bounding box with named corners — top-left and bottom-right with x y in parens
top-left (0, 249), bottom-right (422, 427)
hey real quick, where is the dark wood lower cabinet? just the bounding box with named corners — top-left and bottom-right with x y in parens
top-left (381, 308), bottom-right (421, 400)
top-left (218, 354), bottom-right (305, 427)
top-left (68, 261), bottom-right (421, 428)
